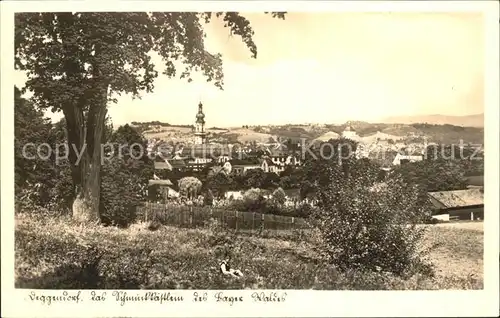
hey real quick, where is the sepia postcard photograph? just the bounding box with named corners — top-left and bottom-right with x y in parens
top-left (1, 0), bottom-right (499, 317)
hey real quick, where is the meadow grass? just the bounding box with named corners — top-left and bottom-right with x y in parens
top-left (14, 213), bottom-right (483, 290)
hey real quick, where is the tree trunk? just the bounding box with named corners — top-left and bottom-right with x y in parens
top-left (66, 85), bottom-right (108, 223)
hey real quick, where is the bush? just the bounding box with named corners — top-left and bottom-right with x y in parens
top-left (423, 215), bottom-right (440, 224)
top-left (178, 176), bottom-right (202, 199)
top-left (272, 187), bottom-right (286, 205)
top-left (262, 198), bottom-right (283, 215)
top-left (203, 189), bottom-right (214, 206)
top-left (241, 188), bottom-right (266, 211)
top-left (294, 202), bottom-right (316, 218)
top-left (47, 159), bottom-right (74, 213)
top-left (314, 171), bottom-right (432, 277)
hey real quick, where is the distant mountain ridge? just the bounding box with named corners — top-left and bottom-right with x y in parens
top-left (378, 113), bottom-right (484, 127)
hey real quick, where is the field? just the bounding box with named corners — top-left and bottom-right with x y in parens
top-left (221, 128), bottom-right (275, 144)
top-left (425, 222), bottom-right (483, 283)
top-left (14, 214), bottom-right (483, 290)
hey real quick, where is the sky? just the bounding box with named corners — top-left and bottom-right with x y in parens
top-left (15, 12), bottom-right (485, 127)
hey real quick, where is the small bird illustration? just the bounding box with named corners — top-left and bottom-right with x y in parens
top-left (220, 260), bottom-right (243, 278)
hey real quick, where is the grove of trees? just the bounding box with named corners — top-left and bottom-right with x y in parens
top-left (15, 88), bottom-right (154, 226)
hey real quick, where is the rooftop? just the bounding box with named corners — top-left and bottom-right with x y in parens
top-left (154, 161), bottom-right (172, 170)
top-left (428, 188), bottom-right (484, 209)
top-left (148, 179), bottom-right (174, 186)
top-left (230, 158), bottom-right (262, 166)
top-left (179, 144), bottom-right (231, 157)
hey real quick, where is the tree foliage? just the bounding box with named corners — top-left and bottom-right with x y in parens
top-left (178, 176), bottom-right (203, 199)
top-left (206, 172), bottom-right (232, 199)
top-left (263, 171), bottom-right (280, 189)
top-left (392, 159), bottom-right (468, 192)
top-left (278, 165), bottom-right (302, 189)
top-left (300, 138), bottom-right (358, 200)
top-left (308, 144), bottom-right (432, 276)
top-left (244, 168), bottom-right (266, 189)
top-left (271, 187), bottom-right (286, 205)
top-left (100, 157), bottom-right (144, 227)
top-left (106, 123), bottom-right (153, 194)
top-left (14, 89), bottom-right (78, 213)
top-left (14, 86), bottom-right (53, 199)
top-left (15, 12), bottom-right (285, 221)
top-left (100, 124), bottom-right (153, 226)
top-left (314, 173), bottom-right (432, 276)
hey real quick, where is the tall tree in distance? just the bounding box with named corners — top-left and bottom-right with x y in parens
top-left (100, 124), bottom-right (153, 226)
top-left (15, 12), bottom-right (286, 222)
top-left (106, 123), bottom-right (153, 195)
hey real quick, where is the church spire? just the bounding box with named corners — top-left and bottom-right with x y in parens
top-left (194, 101), bottom-right (207, 145)
top-left (196, 101), bottom-right (205, 124)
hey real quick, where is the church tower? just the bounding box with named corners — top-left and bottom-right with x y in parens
top-left (194, 101), bottom-right (207, 145)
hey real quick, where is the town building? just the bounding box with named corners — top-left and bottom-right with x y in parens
top-left (147, 179), bottom-right (179, 202)
top-left (156, 102), bottom-right (235, 172)
top-left (228, 158), bottom-right (278, 175)
top-left (154, 159), bottom-right (187, 172)
top-left (342, 125), bottom-right (360, 140)
top-left (392, 152), bottom-right (424, 165)
top-left (208, 162), bottom-right (233, 177)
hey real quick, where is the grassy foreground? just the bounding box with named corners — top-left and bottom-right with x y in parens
top-left (14, 214), bottom-right (483, 290)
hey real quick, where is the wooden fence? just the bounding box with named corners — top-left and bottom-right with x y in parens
top-left (136, 202), bottom-right (311, 232)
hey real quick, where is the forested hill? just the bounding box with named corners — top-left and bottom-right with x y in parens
top-left (130, 120), bottom-right (484, 145)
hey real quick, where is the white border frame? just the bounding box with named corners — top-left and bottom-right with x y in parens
top-left (1, 1), bottom-right (499, 317)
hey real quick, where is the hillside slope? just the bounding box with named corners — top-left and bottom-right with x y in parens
top-left (379, 113), bottom-right (484, 128)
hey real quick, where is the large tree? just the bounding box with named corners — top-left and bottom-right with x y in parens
top-left (15, 12), bottom-right (285, 221)
top-left (100, 124), bottom-right (153, 226)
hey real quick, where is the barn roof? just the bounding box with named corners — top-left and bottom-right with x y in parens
top-left (428, 188), bottom-right (484, 209)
